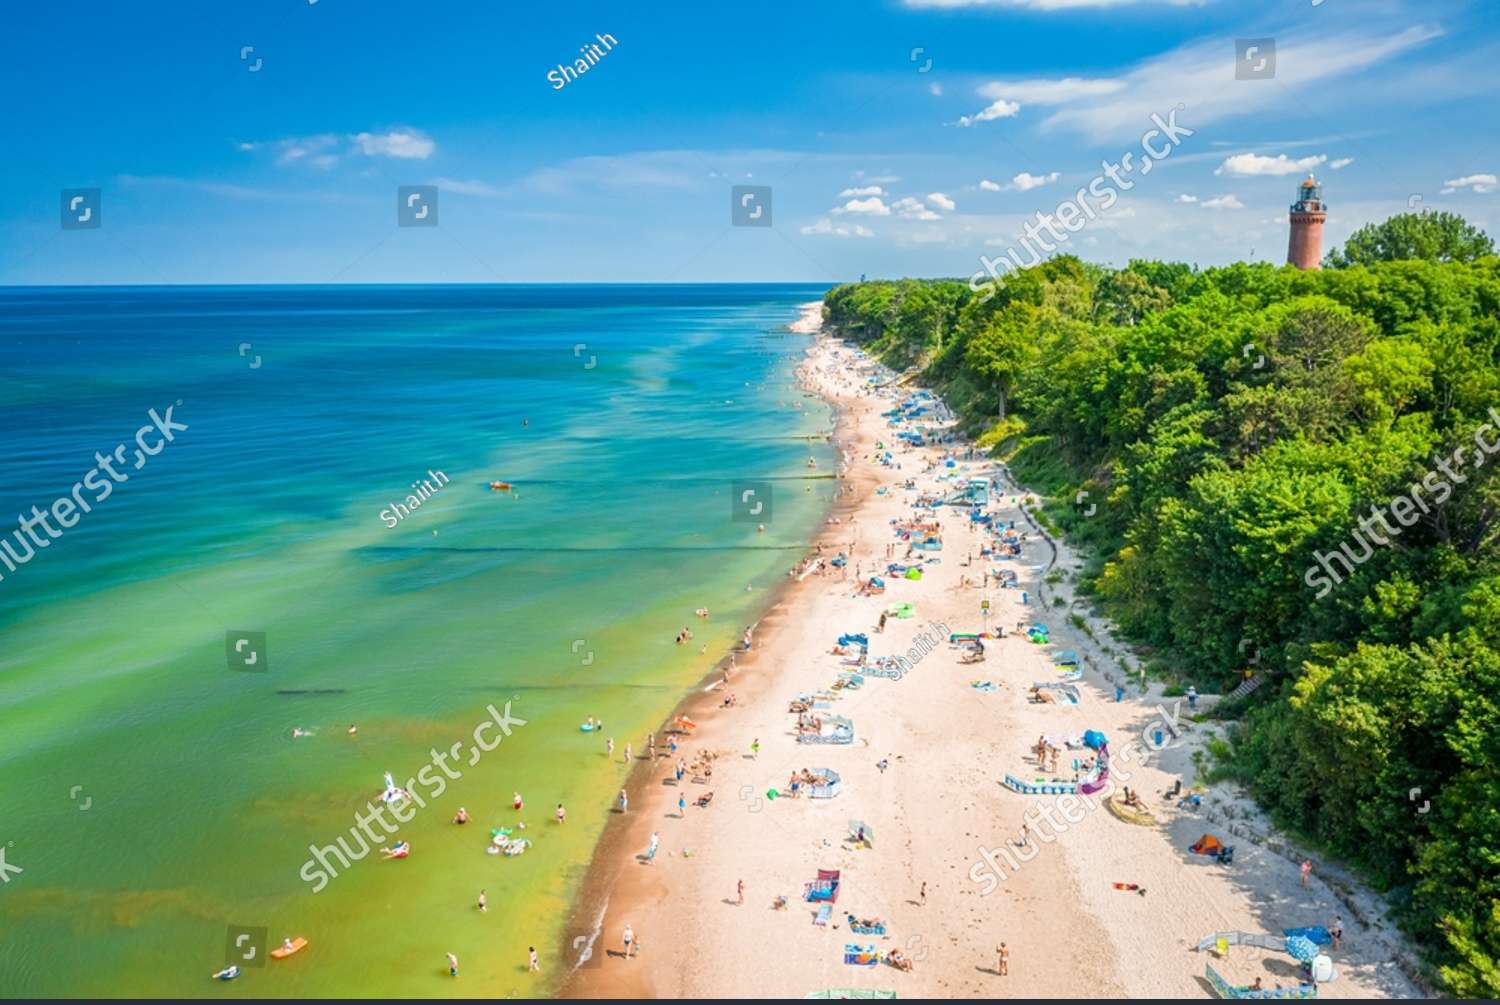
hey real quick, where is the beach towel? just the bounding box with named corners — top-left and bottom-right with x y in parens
top-left (813, 903), bottom-right (832, 926)
top-left (843, 944), bottom-right (880, 967)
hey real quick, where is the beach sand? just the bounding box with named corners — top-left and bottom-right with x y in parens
top-left (561, 304), bottom-right (1423, 999)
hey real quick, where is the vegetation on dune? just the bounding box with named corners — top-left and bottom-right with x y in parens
top-left (822, 213), bottom-right (1500, 993)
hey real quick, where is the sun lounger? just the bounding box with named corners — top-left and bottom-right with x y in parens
top-left (813, 903), bottom-right (833, 925)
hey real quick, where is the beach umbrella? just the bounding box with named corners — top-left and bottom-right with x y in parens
top-left (1285, 935), bottom-right (1318, 963)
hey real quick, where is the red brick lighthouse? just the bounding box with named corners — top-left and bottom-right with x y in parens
top-left (1286, 174), bottom-right (1327, 270)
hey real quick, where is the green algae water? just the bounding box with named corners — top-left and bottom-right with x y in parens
top-left (0, 285), bottom-right (833, 996)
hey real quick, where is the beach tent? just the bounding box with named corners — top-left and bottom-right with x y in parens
top-left (1190, 834), bottom-right (1225, 856)
top-left (904, 567), bottom-right (924, 580)
top-left (808, 770), bottom-right (841, 799)
top-left (887, 603), bottom-right (916, 619)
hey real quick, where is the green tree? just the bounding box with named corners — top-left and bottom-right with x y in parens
top-left (1327, 211), bottom-right (1495, 268)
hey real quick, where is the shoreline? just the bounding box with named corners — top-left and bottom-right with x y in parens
top-left (559, 302), bottom-right (852, 996)
top-left (560, 303), bottom-right (1423, 999)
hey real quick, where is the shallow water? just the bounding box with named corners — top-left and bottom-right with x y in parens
top-left (0, 284), bottom-right (832, 996)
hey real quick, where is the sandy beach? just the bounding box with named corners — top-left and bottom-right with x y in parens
top-left (561, 302), bottom-right (1424, 1000)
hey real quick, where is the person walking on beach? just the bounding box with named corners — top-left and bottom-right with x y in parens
top-left (1300, 859), bottom-right (1312, 887)
top-left (618, 788), bottom-right (629, 813)
top-left (750, 738), bottom-right (760, 760)
top-left (514, 791), bottom-right (524, 811)
top-left (607, 737), bottom-right (614, 757)
top-left (919, 881), bottom-right (927, 906)
top-left (997, 942), bottom-right (1009, 976)
top-left (622, 924), bottom-right (635, 959)
top-left (1331, 915), bottom-right (1344, 950)
top-left (648, 732), bottom-right (656, 758)
top-left (477, 889), bottom-right (487, 912)
top-left (677, 793), bottom-right (686, 817)
top-left (624, 742), bottom-right (632, 763)
top-left (647, 831), bottom-right (660, 864)
top-left (737, 878), bottom-right (745, 905)
top-left (446, 952), bottom-right (459, 977)
top-left (529, 946), bottom-right (540, 972)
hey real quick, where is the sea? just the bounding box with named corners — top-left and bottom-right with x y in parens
top-left (0, 284), bottom-right (834, 996)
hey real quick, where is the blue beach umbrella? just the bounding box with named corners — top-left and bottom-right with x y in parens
top-left (1285, 935), bottom-right (1318, 963)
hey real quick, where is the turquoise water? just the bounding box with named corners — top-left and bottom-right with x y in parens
top-left (0, 284), bottom-right (833, 996)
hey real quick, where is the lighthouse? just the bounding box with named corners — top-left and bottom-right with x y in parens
top-left (1286, 175), bottom-right (1326, 270)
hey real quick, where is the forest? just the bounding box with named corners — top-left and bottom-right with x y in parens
top-left (822, 212), bottom-right (1500, 995)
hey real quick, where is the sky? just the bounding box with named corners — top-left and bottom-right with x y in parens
top-left (2, 0), bottom-right (1497, 285)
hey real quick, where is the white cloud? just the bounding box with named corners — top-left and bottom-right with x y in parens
top-left (1441, 173), bottom-right (1497, 194)
top-left (1329, 157), bottom-right (1354, 170)
top-left (927, 192), bottom-right (956, 211)
top-left (1216, 153), bottom-right (1327, 177)
top-left (839, 185), bottom-right (886, 197)
top-left (929, 82), bottom-right (943, 96)
top-left (1010, 171), bottom-right (1061, 191)
top-left (1177, 194), bottom-right (1199, 203)
top-left (1034, 26), bottom-right (1442, 142)
top-left (1200, 195), bottom-right (1245, 210)
top-left (834, 196), bottom-right (892, 216)
top-left (979, 179), bottom-right (1003, 192)
top-left (977, 76), bottom-right (1128, 105)
top-left (892, 197), bottom-right (941, 220)
top-left (956, 99), bottom-right (1020, 127)
top-left (801, 217), bottom-right (874, 238)
top-left (238, 128), bottom-right (436, 168)
top-left (352, 129), bottom-right (436, 160)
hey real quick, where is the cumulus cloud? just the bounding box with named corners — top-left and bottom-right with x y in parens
top-left (1216, 153), bottom-right (1327, 177)
top-left (979, 179), bottom-right (1003, 192)
top-left (801, 217), bottom-right (875, 238)
top-left (352, 129), bottom-right (436, 160)
top-left (834, 196), bottom-right (892, 216)
top-left (839, 185), bottom-right (886, 197)
top-left (892, 197), bottom-right (941, 220)
top-left (1441, 173), bottom-right (1497, 194)
top-left (957, 99), bottom-right (1020, 127)
top-left (1177, 194), bottom-right (1199, 203)
top-left (1329, 157), bottom-right (1355, 170)
top-left (1010, 171), bottom-right (1061, 191)
top-left (1200, 195), bottom-right (1246, 210)
top-left (927, 192), bottom-right (956, 211)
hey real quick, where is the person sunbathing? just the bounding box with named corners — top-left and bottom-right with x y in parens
top-left (888, 949), bottom-right (913, 971)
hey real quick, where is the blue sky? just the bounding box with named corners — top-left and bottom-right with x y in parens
top-left (2, 0), bottom-right (1496, 284)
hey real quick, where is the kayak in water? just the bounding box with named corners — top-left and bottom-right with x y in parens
top-left (212, 966), bottom-right (241, 981)
top-left (271, 937), bottom-right (308, 959)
